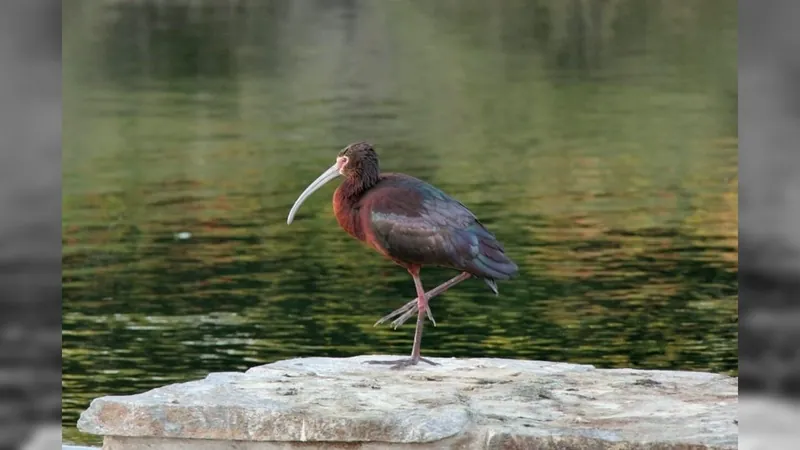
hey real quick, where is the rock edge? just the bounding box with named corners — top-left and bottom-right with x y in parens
top-left (78, 356), bottom-right (738, 449)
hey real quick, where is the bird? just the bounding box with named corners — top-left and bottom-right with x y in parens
top-left (286, 142), bottom-right (518, 368)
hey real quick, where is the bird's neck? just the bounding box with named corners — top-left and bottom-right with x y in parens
top-left (340, 170), bottom-right (379, 199)
top-left (333, 172), bottom-right (379, 241)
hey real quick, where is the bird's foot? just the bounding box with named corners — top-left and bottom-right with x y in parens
top-left (391, 304), bottom-right (425, 329)
top-left (374, 300), bottom-right (435, 329)
top-left (364, 356), bottom-right (438, 370)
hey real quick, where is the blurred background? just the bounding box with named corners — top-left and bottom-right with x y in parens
top-left (62, 0), bottom-right (737, 446)
top-left (738, 0), bottom-right (800, 447)
top-left (0, 1), bottom-right (61, 449)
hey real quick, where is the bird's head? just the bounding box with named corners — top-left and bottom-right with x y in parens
top-left (287, 142), bottom-right (379, 224)
top-left (337, 141), bottom-right (379, 179)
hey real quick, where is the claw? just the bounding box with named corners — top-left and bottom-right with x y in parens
top-left (390, 303), bottom-right (435, 329)
top-left (373, 272), bottom-right (471, 329)
top-left (426, 308), bottom-right (437, 327)
top-left (364, 356), bottom-right (438, 369)
top-left (375, 299), bottom-right (435, 328)
top-left (373, 299), bottom-right (416, 326)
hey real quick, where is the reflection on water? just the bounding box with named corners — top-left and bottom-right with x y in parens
top-left (62, 0), bottom-right (737, 445)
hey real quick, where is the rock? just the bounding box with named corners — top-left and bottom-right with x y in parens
top-left (78, 356), bottom-right (738, 449)
top-left (738, 395), bottom-right (800, 450)
top-left (18, 425), bottom-right (62, 450)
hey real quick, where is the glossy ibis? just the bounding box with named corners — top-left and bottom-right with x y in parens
top-left (287, 142), bottom-right (518, 368)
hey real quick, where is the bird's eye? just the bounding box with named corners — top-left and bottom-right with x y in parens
top-left (337, 155), bottom-right (349, 170)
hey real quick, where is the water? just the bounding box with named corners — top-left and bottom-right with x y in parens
top-left (62, 0), bottom-right (737, 445)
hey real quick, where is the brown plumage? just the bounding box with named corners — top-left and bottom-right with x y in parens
top-left (287, 142), bottom-right (517, 368)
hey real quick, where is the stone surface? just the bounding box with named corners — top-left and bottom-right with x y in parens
top-left (738, 395), bottom-right (800, 450)
top-left (18, 425), bottom-right (61, 450)
top-left (78, 356), bottom-right (738, 449)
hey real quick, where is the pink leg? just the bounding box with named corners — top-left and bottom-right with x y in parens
top-left (366, 267), bottom-right (439, 368)
top-left (374, 272), bottom-right (472, 328)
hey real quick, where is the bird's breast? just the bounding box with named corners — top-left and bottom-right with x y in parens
top-left (333, 187), bottom-right (363, 241)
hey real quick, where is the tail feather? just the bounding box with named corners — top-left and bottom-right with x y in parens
top-left (473, 252), bottom-right (517, 279)
top-left (451, 223), bottom-right (518, 286)
top-left (462, 232), bottom-right (518, 281)
top-left (484, 277), bottom-right (499, 295)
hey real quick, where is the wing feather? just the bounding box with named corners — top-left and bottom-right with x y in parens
top-left (362, 175), bottom-right (517, 279)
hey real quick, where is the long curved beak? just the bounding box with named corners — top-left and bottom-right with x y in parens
top-left (287, 163), bottom-right (341, 224)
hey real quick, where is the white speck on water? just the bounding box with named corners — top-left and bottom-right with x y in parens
top-left (176, 232), bottom-right (192, 240)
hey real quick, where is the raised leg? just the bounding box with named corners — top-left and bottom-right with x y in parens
top-left (366, 267), bottom-right (439, 369)
top-left (374, 272), bottom-right (472, 329)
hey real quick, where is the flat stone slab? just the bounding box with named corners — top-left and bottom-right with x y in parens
top-left (78, 356), bottom-right (738, 449)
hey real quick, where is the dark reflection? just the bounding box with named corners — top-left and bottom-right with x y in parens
top-left (92, 1), bottom-right (275, 83)
top-left (63, 0), bottom-right (736, 445)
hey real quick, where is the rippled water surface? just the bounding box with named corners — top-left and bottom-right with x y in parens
top-left (63, 0), bottom-right (737, 445)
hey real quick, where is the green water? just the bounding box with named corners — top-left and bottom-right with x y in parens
top-left (63, 0), bottom-right (737, 445)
